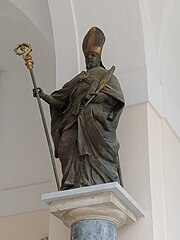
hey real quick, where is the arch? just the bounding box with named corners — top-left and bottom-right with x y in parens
top-left (48, 0), bottom-right (148, 105)
top-left (0, 0), bottom-right (56, 216)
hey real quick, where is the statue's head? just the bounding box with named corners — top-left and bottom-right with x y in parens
top-left (82, 27), bottom-right (105, 70)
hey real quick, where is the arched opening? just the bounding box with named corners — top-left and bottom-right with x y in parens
top-left (0, 0), bottom-right (56, 216)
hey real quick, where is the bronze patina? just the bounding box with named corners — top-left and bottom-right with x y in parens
top-left (17, 27), bottom-right (125, 190)
top-left (36, 27), bottom-right (125, 190)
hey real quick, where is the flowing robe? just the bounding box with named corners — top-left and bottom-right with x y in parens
top-left (50, 66), bottom-right (125, 190)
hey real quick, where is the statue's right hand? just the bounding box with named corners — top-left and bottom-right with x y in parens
top-left (33, 88), bottom-right (44, 98)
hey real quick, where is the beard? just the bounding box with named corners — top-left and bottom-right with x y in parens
top-left (86, 61), bottom-right (99, 70)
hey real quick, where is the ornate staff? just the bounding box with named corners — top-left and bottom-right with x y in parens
top-left (14, 43), bottom-right (61, 191)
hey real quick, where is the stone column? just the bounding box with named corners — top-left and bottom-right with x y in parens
top-left (71, 219), bottom-right (117, 240)
top-left (42, 182), bottom-right (145, 240)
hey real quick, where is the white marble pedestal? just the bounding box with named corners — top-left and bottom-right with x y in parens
top-left (42, 182), bottom-right (145, 240)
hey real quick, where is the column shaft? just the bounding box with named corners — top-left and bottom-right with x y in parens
top-left (71, 219), bottom-right (117, 240)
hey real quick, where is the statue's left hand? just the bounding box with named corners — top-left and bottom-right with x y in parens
top-left (91, 93), bottom-right (108, 104)
top-left (107, 112), bottom-right (116, 121)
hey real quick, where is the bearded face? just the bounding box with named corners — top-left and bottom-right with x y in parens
top-left (85, 52), bottom-right (101, 70)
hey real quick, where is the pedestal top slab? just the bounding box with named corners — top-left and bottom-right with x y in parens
top-left (42, 182), bottom-right (145, 219)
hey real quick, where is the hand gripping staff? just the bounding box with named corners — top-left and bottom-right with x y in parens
top-left (14, 43), bottom-right (61, 191)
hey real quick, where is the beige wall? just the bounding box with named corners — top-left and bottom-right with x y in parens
top-left (162, 119), bottom-right (180, 240)
top-left (47, 103), bottom-right (178, 240)
top-left (146, 104), bottom-right (180, 240)
top-left (118, 103), bottom-right (153, 240)
top-left (2, 103), bottom-right (179, 240)
top-left (0, 210), bottom-right (49, 240)
top-left (49, 214), bottom-right (70, 240)
top-left (146, 103), bottom-right (180, 240)
top-left (147, 104), bottom-right (167, 240)
top-left (48, 103), bottom-right (154, 240)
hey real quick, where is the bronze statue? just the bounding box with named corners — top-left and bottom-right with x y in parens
top-left (34, 27), bottom-right (125, 190)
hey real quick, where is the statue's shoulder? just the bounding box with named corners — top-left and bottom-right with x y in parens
top-left (87, 66), bottom-right (108, 79)
top-left (88, 66), bottom-right (107, 73)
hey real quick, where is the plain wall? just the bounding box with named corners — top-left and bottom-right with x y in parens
top-left (0, 210), bottom-right (49, 240)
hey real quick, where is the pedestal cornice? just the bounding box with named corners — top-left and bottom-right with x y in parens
top-left (42, 182), bottom-right (145, 228)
